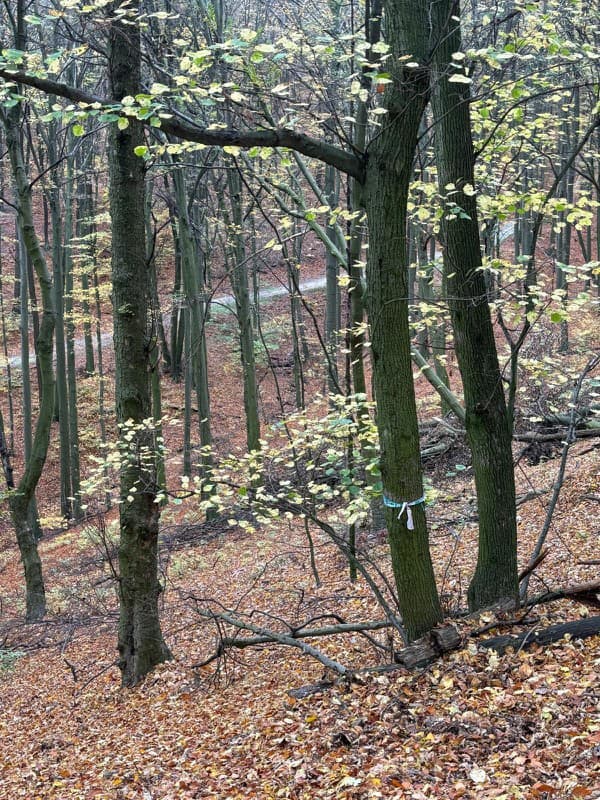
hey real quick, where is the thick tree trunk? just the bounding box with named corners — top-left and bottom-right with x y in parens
top-left (429, 0), bottom-right (518, 611)
top-left (362, 2), bottom-right (442, 641)
top-left (108, 3), bottom-right (170, 686)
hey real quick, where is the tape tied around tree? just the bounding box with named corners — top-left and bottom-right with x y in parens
top-left (383, 494), bottom-right (426, 531)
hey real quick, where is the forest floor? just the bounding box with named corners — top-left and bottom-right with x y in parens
top-left (0, 432), bottom-right (598, 800)
top-left (0, 249), bottom-right (599, 798)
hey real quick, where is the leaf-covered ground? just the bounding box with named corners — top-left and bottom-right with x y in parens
top-left (1, 438), bottom-right (599, 800)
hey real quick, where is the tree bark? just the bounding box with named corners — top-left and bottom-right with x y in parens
top-left (362, 1), bottom-right (443, 641)
top-left (430, 0), bottom-right (518, 612)
top-left (108, 2), bottom-right (170, 686)
top-left (1, 101), bottom-right (54, 622)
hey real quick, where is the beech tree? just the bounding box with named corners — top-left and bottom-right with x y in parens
top-left (430, 0), bottom-right (518, 610)
top-left (107, 3), bottom-right (171, 684)
top-left (0, 0), bottom-right (54, 622)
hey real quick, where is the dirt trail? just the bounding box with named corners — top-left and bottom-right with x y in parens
top-left (3, 221), bottom-right (514, 371)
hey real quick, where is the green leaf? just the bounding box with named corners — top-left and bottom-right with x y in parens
top-left (2, 49), bottom-right (25, 63)
top-left (133, 145), bottom-right (148, 157)
top-left (117, 117), bottom-right (129, 130)
top-left (72, 123), bottom-right (85, 137)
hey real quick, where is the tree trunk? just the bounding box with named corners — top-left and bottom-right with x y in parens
top-left (362, 2), bottom-right (442, 641)
top-left (429, 0), bottom-right (518, 611)
top-left (324, 163), bottom-right (340, 396)
top-left (171, 160), bottom-right (215, 508)
top-left (108, 3), bottom-right (170, 686)
top-left (47, 125), bottom-right (72, 519)
top-left (224, 168), bottom-right (261, 452)
top-left (64, 153), bottom-right (82, 519)
top-left (2, 93), bottom-right (54, 621)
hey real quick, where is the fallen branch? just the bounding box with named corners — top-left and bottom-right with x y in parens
top-left (536, 405), bottom-right (600, 427)
top-left (581, 494), bottom-right (600, 503)
top-left (193, 610), bottom-right (395, 676)
top-left (218, 619), bottom-right (391, 648)
top-left (421, 441), bottom-right (456, 460)
top-left (478, 615), bottom-right (600, 655)
top-left (516, 488), bottom-right (550, 508)
top-left (514, 427), bottom-right (600, 443)
top-left (518, 547), bottom-right (549, 582)
top-left (525, 580), bottom-right (600, 610)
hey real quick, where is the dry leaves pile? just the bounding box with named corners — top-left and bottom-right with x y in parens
top-left (1, 437), bottom-right (599, 800)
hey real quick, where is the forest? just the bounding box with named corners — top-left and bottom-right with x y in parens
top-left (0, 0), bottom-right (599, 797)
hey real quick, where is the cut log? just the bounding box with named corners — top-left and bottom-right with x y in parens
top-left (478, 615), bottom-right (600, 655)
top-left (394, 625), bottom-right (462, 669)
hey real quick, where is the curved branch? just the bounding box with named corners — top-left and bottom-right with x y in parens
top-left (0, 69), bottom-right (364, 180)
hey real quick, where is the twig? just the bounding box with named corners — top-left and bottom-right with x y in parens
top-left (75, 660), bottom-right (119, 695)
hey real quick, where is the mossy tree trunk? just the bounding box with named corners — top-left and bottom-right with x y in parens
top-left (108, 2), bottom-right (171, 686)
top-left (430, 0), bottom-right (518, 611)
top-left (362, 0), bottom-right (443, 641)
top-left (2, 100), bottom-right (54, 623)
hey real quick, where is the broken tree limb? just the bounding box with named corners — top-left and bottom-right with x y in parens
top-left (525, 580), bottom-right (600, 610)
top-left (194, 609), bottom-right (372, 676)
top-left (581, 494), bottom-right (600, 503)
top-left (518, 547), bottom-right (550, 582)
top-left (514, 427), bottom-right (600, 442)
top-left (394, 625), bottom-right (462, 669)
top-left (536, 404), bottom-right (600, 427)
top-left (478, 615), bottom-right (600, 655)
top-left (516, 488), bottom-right (550, 508)
top-left (411, 348), bottom-right (466, 423)
top-left (219, 619), bottom-right (391, 648)
top-left (421, 441), bottom-right (456, 460)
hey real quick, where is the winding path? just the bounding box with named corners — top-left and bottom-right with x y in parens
top-left (3, 222), bottom-right (514, 371)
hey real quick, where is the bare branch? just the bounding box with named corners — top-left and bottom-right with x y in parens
top-left (0, 69), bottom-right (364, 180)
